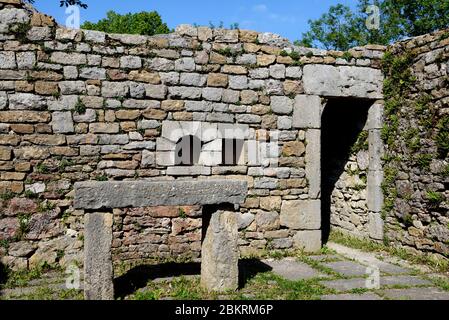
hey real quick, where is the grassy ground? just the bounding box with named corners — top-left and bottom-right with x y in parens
top-left (329, 230), bottom-right (449, 273)
top-left (2, 234), bottom-right (449, 300)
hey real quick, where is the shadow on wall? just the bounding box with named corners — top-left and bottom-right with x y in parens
top-left (321, 98), bottom-right (372, 243)
top-left (0, 261), bottom-right (8, 286)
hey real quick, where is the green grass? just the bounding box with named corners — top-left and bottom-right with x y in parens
top-left (426, 190), bottom-right (445, 207)
top-left (1, 265), bottom-right (50, 289)
top-left (6, 287), bottom-right (83, 301)
top-left (329, 231), bottom-right (449, 273)
top-left (127, 258), bottom-right (335, 301)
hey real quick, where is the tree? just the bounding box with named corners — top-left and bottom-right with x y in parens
top-left (298, 0), bottom-right (449, 51)
top-left (296, 4), bottom-right (363, 51)
top-left (81, 10), bottom-right (170, 36)
top-left (25, 0), bottom-right (88, 9)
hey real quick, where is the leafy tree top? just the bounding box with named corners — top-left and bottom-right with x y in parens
top-left (81, 10), bottom-right (170, 36)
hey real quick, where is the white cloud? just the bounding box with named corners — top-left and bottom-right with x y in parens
top-left (252, 4), bottom-right (268, 13)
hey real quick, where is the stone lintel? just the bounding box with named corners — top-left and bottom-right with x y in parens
top-left (74, 180), bottom-right (248, 210)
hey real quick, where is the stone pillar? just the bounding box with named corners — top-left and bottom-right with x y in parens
top-left (84, 212), bottom-right (114, 300)
top-left (367, 102), bottom-right (384, 240)
top-left (201, 210), bottom-right (239, 292)
top-left (292, 95), bottom-right (323, 251)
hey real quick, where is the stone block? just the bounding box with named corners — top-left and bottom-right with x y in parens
top-left (74, 180), bottom-right (248, 209)
top-left (293, 230), bottom-right (321, 252)
top-left (84, 212), bottom-right (114, 300)
top-left (367, 170), bottom-right (383, 213)
top-left (292, 95), bottom-right (322, 129)
top-left (366, 103), bottom-right (384, 130)
top-left (271, 96), bottom-right (293, 115)
top-left (369, 212), bottom-right (384, 240)
top-left (303, 65), bottom-right (383, 99)
top-left (305, 129), bottom-right (321, 199)
top-left (280, 200), bottom-right (321, 230)
top-left (201, 210), bottom-right (239, 292)
top-left (368, 129), bottom-right (383, 171)
top-left (51, 112), bottom-right (74, 133)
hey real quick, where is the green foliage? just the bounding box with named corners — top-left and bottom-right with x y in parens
top-left (9, 22), bottom-right (31, 43)
top-left (0, 239), bottom-right (9, 250)
top-left (329, 230), bottom-right (449, 272)
top-left (17, 213), bottom-right (31, 240)
top-left (74, 98), bottom-right (86, 115)
top-left (81, 10), bottom-right (170, 36)
top-left (37, 200), bottom-right (56, 213)
top-left (443, 164), bottom-right (449, 178)
top-left (381, 51), bottom-right (416, 99)
top-left (298, 0), bottom-right (449, 50)
top-left (435, 115), bottom-right (449, 159)
top-left (216, 47), bottom-right (238, 58)
top-left (351, 130), bottom-right (369, 154)
top-left (26, 0), bottom-right (87, 9)
top-left (289, 51), bottom-right (301, 61)
top-left (404, 128), bottom-right (421, 151)
top-left (299, 4), bottom-right (363, 51)
top-left (36, 163), bottom-right (49, 174)
top-left (415, 154), bottom-right (433, 169)
top-left (95, 175), bottom-right (108, 181)
top-left (401, 213), bottom-right (413, 227)
top-left (414, 94), bottom-right (432, 114)
top-left (341, 51), bottom-right (354, 62)
top-left (178, 208), bottom-right (187, 219)
top-left (58, 158), bottom-right (73, 173)
top-left (426, 190), bottom-right (445, 207)
top-left (0, 191), bottom-right (15, 201)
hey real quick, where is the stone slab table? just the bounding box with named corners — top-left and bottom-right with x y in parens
top-left (74, 180), bottom-right (247, 300)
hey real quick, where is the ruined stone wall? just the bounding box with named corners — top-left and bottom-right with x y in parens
top-left (0, 0), bottom-right (384, 270)
top-left (330, 130), bottom-right (370, 238)
top-left (382, 29), bottom-right (449, 259)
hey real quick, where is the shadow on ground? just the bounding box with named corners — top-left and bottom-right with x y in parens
top-left (114, 259), bottom-right (272, 299)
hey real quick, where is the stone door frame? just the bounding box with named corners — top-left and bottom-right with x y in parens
top-left (293, 95), bottom-right (385, 243)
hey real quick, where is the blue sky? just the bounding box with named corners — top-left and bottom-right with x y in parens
top-left (33, 0), bottom-right (358, 41)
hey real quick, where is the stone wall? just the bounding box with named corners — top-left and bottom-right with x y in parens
top-left (0, 0), bottom-right (385, 270)
top-left (382, 29), bottom-right (449, 259)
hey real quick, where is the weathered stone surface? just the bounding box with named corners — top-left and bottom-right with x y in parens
top-left (379, 287), bottom-right (449, 300)
top-left (201, 210), bottom-right (238, 292)
top-left (271, 96), bottom-right (293, 115)
top-left (303, 65), bottom-right (383, 98)
top-left (293, 230), bottom-right (321, 252)
top-left (9, 93), bottom-right (46, 110)
top-left (51, 112), bottom-right (74, 133)
top-left (264, 258), bottom-right (325, 281)
top-left (292, 95), bottom-right (322, 129)
top-left (84, 212), bottom-right (114, 300)
top-left (322, 293), bottom-right (381, 300)
top-left (280, 200), bottom-right (321, 230)
top-left (305, 129), bottom-right (321, 199)
top-left (74, 180), bottom-right (247, 209)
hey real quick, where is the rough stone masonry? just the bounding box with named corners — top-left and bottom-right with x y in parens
top-left (2, 0), bottom-right (444, 276)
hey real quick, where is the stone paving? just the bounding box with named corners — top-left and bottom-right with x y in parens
top-left (1, 242), bottom-right (448, 300)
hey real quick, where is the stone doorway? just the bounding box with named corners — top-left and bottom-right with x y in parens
top-left (320, 99), bottom-right (384, 243)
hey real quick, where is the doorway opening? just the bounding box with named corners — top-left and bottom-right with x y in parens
top-left (321, 98), bottom-right (373, 243)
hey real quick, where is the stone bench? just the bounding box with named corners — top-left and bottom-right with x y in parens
top-left (74, 180), bottom-right (247, 300)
